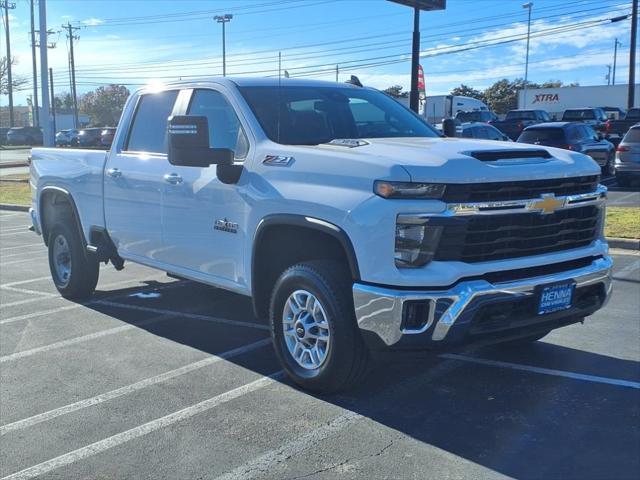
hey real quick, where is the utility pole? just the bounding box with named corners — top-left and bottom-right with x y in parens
top-left (409, 7), bottom-right (420, 112)
top-left (30, 0), bottom-right (39, 126)
top-left (49, 67), bottom-right (56, 134)
top-left (335, 64), bottom-right (339, 82)
top-left (214, 14), bottom-right (232, 76)
top-left (629, 0), bottom-right (638, 108)
top-left (613, 38), bottom-right (622, 85)
top-left (62, 22), bottom-right (80, 128)
top-left (607, 65), bottom-right (612, 85)
top-left (522, 2), bottom-right (534, 106)
top-left (39, 0), bottom-right (52, 146)
top-left (2, 1), bottom-right (16, 127)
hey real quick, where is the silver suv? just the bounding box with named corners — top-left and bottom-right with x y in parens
top-left (614, 124), bottom-right (640, 187)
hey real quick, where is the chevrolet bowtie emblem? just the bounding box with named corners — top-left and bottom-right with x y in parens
top-left (528, 194), bottom-right (566, 214)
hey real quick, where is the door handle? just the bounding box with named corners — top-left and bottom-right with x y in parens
top-left (163, 173), bottom-right (183, 185)
top-left (106, 168), bottom-right (122, 178)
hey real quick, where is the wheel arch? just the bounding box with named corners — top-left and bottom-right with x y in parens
top-left (39, 186), bottom-right (86, 248)
top-left (251, 214), bottom-right (360, 320)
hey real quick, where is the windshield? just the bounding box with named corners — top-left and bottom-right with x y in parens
top-left (238, 85), bottom-right (438, 145)
top-left (506, 111), bottom-right (536, 120)
top-left (563, 109), bottom-right (595, 120)
top-left (518, 128), bottom-right (565, 144)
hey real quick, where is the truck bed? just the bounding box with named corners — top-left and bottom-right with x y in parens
top-left (31, 147), bottom-right (109, 241)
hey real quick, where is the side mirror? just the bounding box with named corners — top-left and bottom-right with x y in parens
top-left (168, 115), bottom-right (234, 167)
top-left (442, 118), bottom-right (458, 137)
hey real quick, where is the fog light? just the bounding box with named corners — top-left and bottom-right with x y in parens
top-left (401, 301), bottom-right (431, 331)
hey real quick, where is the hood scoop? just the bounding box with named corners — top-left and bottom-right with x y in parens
top-left (467, 149), bottom-right (552, 162)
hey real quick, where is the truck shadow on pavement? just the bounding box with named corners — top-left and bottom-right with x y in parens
top-left (85, 279), bottom-right (640, 480)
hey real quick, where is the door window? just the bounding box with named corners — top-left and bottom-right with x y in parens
top-left (187, 89), bottom-right (249, 160)
top-left (126, 90), bottom-right (179, 154)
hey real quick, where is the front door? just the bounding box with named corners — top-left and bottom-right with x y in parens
top-left (159, 88), bottom-right (252, 291)
top-left (104, 89), bottom-right (179, 261)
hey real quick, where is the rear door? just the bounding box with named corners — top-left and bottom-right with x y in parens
top-left (104, 89), bottom-right (180, 260)
top-left (158, 88), bottom-right (252, 290)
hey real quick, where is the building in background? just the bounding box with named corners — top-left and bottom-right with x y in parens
top-left (518, 84), bottom-right (640, 119)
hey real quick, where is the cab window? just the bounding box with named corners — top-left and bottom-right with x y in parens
top-left (187, 89), bottom-right (249, 160)
top-left (126, 90), bottom-right (179, 154)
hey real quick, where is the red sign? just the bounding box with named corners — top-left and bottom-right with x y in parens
top-left (418, 64), bottom-right (425, 98)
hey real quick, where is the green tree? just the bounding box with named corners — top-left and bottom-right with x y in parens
top-left (450, 84), bottom-right (485, 103)
top-left (79, 84), bottom-right (130, 126)
top-left (383, 85), bottom-right (409, 98)
top-left (54, 92), bottom-right (75, 111)
top-left (483, 78), bottom-right (539, 113)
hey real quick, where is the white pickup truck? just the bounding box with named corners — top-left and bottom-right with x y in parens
top-left (30, 77), bottom-right (612, 392)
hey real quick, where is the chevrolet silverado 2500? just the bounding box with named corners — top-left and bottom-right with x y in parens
top-left (30, 78), bottom-right (613, 392)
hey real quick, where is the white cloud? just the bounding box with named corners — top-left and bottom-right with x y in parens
top-left (81, 18), bottom-right (104, 26)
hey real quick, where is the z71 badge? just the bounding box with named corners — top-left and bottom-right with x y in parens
top-left (263, 155), bottom-right (294, 167)
top-left (214, 218), bottom-right (239, 234)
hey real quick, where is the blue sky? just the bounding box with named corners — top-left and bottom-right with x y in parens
top-left (2, 0), bottom-right (635, 105)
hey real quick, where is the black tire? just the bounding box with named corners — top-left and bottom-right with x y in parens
top-left (269, 260), bottom-right (369, 393)
top-left (47, 222), bottom-right (99, 300)
top-left (602, 153), bottom-right (615, 176)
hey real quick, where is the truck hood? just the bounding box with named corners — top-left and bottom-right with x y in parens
top-left (314, 137), bottom-right (601, 183)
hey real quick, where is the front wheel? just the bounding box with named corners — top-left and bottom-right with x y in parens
top-left (48, 222), bottom-right (99, 299)
top-left (269, 261), bottom-right (369, 393)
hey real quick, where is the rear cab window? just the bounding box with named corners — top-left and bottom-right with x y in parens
top-left (518, 128), bottom-right (566, 144)
top-left (562, 109), bottom-right (595, 121)
top-left (125, 90), bottom-right (179, 154)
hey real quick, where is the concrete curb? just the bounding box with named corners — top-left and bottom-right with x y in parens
top-left (0, 162), bottom-right (29, 169)
top-left (607, 237), bottom-right (640, 251)
top-left (0, 178), bottom-right (29, 183)
top-left (0, 203), bottom-right (29, 212)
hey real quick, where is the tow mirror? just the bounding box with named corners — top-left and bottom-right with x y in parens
top-left (442, 118), bottom-right (458, 138)
top-left (168, 115), bottom-right (233, 167)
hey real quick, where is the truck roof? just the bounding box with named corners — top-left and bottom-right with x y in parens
top-left (150, 76), bottom-right (363, 90)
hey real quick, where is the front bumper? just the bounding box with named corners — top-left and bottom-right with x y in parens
top-left (353, 255), bottom-right (612, 347)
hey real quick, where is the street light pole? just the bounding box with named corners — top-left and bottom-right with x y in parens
top-left (613, 38), bottom-right (622, 85)
top-left (522, 2), bottom-right (533, 107)
top-left (214, 14), bottom-right (233, 77)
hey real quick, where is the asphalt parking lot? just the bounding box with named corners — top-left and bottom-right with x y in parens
top-left (0, 211), bottom-right (639, 480)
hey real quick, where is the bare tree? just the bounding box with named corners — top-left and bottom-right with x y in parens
top-left (0, 56), bottom-right (28, 96)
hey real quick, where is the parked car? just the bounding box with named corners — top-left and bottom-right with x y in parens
top-left (490, 109), bottom-right (551, 140)
top-left (30, 77), bottom-right (612, 392)
top-left (517, 122), bottom-right (615, 175)
top-left (607, 107), bottom-right (640, 141)
top-left (100, 128), bottom-right (116, 147)
top-left (0, 127), bottom-right (9, 145)
top-left (561, 108), bottom-right (608, 133)
top-left (6, 126), bottom-right (43, 145)
top-left (614, 124), bottom-right (640, 187)
top-left (460, 122), bottom-right (511, 141)
top-left (454, 110), bottom-right (498, 123)
top-left (76, 128), bottom-right (103, 147)
top-left (601, 106), bottom-right (626, 120)
top-left (55, 129), bottom-right (80, 147)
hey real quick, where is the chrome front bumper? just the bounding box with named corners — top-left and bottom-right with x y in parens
top-left (353, 256), bottom-right (613, 346)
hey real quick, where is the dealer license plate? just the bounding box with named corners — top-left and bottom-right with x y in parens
top-left (537, 281), bottom-right (576, 315)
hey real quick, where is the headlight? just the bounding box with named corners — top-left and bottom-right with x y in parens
top-left (395, 215), bottom-right (443, 268)
top-left (374, 181), bottom-right (446, 199)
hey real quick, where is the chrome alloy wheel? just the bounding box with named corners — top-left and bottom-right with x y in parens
top-left (282, 289), bottom-right (331, 370)
top-left (52, 234), bottom-right (72, 287)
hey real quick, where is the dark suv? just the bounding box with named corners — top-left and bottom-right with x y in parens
top-left (517, 122), bottom-right (615, 175)
top-left (76, 128), bottom-right (104, 147)
top-left (6, 126), bottom-right (43, 145)
top-left (561, 108), bottom-right (608, 132)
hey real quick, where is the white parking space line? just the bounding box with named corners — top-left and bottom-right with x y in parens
top-left (1, 258), bottom-right (41, 267)
top-left (0, 231), bottom-right (34, 238)
top-left (0, 338), bottom-right (272, 436)
top-left (0, 226), bottom-right (31, 233)
top-left (0, 314), bottom-right (172, 363)
top-left (0, 250), bottom-right (46, 260)
top-left (94, 301), bottom-right (270, 331)
top-left (0, 277), bottom-right (181, 321)
top-left (215, 411), bottom-right (362, 480)
top-left (0, 275), bottom-right (52, 288)
top-left (2, 373), bottom-right (284, 480)
top-left (613, 259), bottom-right (640, 280)
top-left (0, 243), bottom-right (43, 252)
top-left (0, 213), bottom-right (23, 219)
top-left (1, 285), bottom-right (56, 298)
top-left (440, 354), bottom-right (640, 389)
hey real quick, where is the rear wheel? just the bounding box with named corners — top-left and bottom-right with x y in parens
top-left (602, 152), bottom-right (615, 176)
top-left (270, 260), bottom-right (369, 393)
top-left (48, 222), bottom-right (99, 299)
